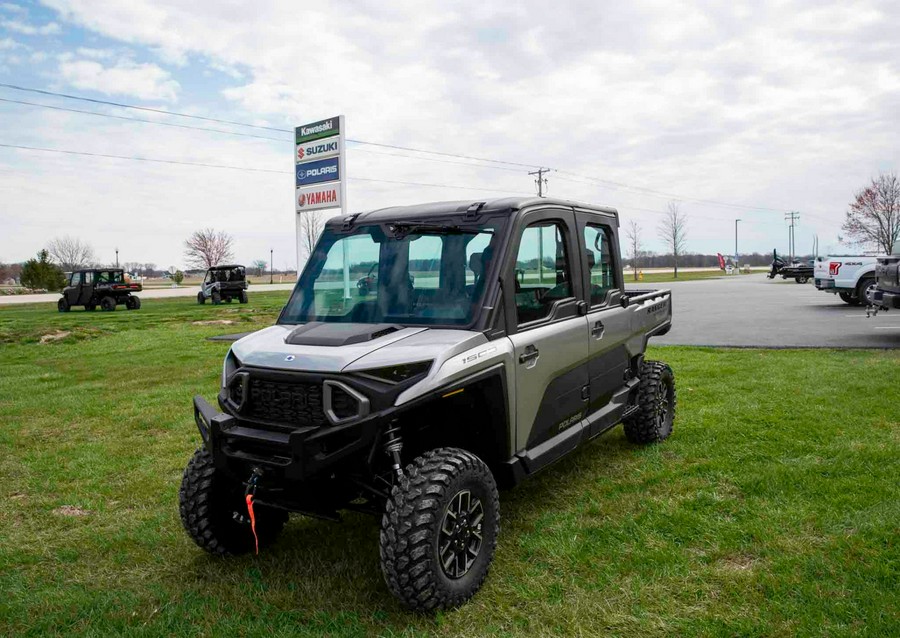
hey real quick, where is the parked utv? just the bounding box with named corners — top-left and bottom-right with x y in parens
top-left (58, 269), bottom-right (142, 312)
top-left (179, 198), bottom-right (675, 611)
top-left (866, 242), bottom-right (900, 316)
top-left (197, 265), bottom-right (248, 305)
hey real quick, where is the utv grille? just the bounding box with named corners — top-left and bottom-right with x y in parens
top-left (242, 377), bottom-right (328, 427)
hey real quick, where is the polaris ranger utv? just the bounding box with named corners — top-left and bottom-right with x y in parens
top-left (866, 242), bottom-right (900, 317)
top-left (58, 269), bottom-right (142, 312)
top-left (197, 264), bottom-right (248, 304)
top-left (179, 198), bottom-right (675, 610)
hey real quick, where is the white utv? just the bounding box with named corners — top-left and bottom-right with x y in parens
top-left (179, 198), bottom-right (675, 611)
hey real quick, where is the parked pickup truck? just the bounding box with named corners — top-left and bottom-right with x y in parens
top-left (866, 243), bottom-right (900, 316)
top-left (813, 255), bottom-right (877, 305)
top-left (178, 197), bottom-right (675, 611)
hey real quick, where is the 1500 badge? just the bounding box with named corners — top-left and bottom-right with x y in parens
top-left (461, 346), bottom-right (497, 365)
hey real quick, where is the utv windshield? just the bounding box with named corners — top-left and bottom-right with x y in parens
top-left (279, 219), bottom-right (506, 326)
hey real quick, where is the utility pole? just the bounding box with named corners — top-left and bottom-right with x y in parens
top-left (115, 247), bottom-right (119, 268)
top-left (784, 211), bottom-right (800, 262)
top-left (528, 168), bottom-right (550, 197)
top-left (734, 219), bottom-right (741, 272)
top-left (269, 248), bottom-right (274, 285)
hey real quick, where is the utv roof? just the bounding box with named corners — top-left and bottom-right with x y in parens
top-left (329, 197), bottom-right (618, 226)
top-left (76, 268), bottom-right (124, 273)
top-left (208, 264), bottom-right (245, 270)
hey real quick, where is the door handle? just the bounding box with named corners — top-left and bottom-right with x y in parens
top-left (518, 345), bottom-right (539, 364)
top-left (591, 320), bottom-right (605, 338)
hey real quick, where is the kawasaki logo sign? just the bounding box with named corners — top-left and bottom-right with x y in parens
top-left (295, 116), bottom-right (340, 144)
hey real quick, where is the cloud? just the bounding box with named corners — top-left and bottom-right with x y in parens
top-left (1, 19), bottom-right (61, 35)
top-left (3, 0), bottom-right (897, 266)
top-left (57, 57), bottom-right (180, 101)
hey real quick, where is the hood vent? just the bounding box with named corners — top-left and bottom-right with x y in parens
top-left (284, 322), bottom-right (403, 347)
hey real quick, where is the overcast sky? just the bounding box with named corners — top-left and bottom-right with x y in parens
top-left (1, 0), bottom-right (898, 270)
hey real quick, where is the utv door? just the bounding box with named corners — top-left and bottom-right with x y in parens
top-left (77, 271), bottom-right (94, 305)
top-left (505, 208), bottom-right (589, 470)
top-left (65, 272), bottom-right (82, 305)
top-left (577, 213), bottom-right (632, 437)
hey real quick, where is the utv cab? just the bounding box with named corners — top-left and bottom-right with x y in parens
top-left (198, 265), bottom-right (248, 305)
top-left (58, 269), bottom-right (142, 312)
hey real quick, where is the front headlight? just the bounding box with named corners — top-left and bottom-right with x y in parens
top-left (356, 360), bottom-right (433, 385)
top-left (222, 349), bottom-right (241, 387)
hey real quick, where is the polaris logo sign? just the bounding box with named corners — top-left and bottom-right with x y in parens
top-left (297, 137), bottom-right (340, 161)
top-left (296, 157), bottom-right (340, 187)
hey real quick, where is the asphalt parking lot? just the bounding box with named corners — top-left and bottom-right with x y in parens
top-left (628, 274), bottom-right (900, 348)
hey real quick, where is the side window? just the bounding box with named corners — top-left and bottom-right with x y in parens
top-left (70, 272), bottom-right (82, 286)
top-left (514, 222), bottom-right (572, 325)
top-left (583, 225), bottom-right (618, 306)
top-left (84, 271), bottom-right (93, 285)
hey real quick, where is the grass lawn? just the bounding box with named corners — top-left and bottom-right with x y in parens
top-left (624, 270), bottom-right (762, 284)
top-left (0, 293), bottom-right (898, 637)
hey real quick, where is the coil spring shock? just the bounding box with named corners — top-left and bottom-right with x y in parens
top-left (383, 422), bottom-right (404, 478)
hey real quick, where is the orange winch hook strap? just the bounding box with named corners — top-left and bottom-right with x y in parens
top-left (245, 493), bottom-right (259, 555)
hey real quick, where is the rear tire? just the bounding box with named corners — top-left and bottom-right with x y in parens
top-left (100, 296), bottom-right (116, 311)
top-left (858, 278), bottom-right (876, 305)
top-left (57, 298), bottom-right (70, 312)
top-left (225, 296), bottom-right (233, 303)
top-left (179, 448), bottom-right (287, 556)
top-left (125, 296), bottom-right (141, 310)
top-left (380, 447), bottom-right (500, 611)
top-left (624, 360), bottom-right (676, 444)
top-left (239, 291), bottom-right (248, 304)
top-left (795, 276), bottom-right (809, 284)
top-left (211, 291), bottom-right (221, 305)
top-left (839, 292), bottom-right (858, 305)
top-left (197, 292), bottom-right (206, 305)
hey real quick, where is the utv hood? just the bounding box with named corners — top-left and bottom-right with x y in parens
top-left (231, 323), bottom-right (487, 374)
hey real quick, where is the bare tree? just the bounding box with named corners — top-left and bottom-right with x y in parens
top-left (184, 228), bottom-right (235, 269)
top-left (298, 212), bottom-right (326, 260)
top-left (251, 259), bottom-right (268, 276)
top-left (47, 236), bottom-right (96, 272)
top-left (625, 219), bottom-right (643, 281)
top-left (840, 172), bottom-right (900, 254)
top-left (657, 202), bottom-right (688, 278)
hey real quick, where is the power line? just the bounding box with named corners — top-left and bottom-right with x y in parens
top-left (0, 141), bottom-right (524, 194)
top-left (0, 83), bottom-right (541, 169)
top-left (0, 97), bottom-right (288, 142)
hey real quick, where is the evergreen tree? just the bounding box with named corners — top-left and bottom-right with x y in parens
top-left (20, 250), bottom-right (66, 291)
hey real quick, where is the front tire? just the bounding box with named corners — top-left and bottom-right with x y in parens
top-left (858, 278), bottom-right (876, 305)
top-left (380, 447), bottom-right (500, 611)
top-left (57, 298), bottom-right (70, 312)
top-left (839, 292), bottom-right (858, 305)
top-left (239, 290), bottom-right (248, 304)
top-left (125, 296), bottom-right (141, 310)
top-left (624, 360), bottom-right (676, 444)
top-left (197, 292), bottom-right (206, 305)
top-left (211, 291), bottom-right (221, 305)
top-left (795, 276), bottom-right (809, 284)
top-left (179, 448), bottom-right (287, 555)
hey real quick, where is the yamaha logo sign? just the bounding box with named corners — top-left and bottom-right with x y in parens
top-left (296, 184), bottom-right (341, 211)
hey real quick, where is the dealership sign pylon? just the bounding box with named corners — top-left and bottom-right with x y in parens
top-left (294, 115), bottom-right (346, 288)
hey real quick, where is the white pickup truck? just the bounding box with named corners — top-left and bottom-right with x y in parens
top-left (813, 255), bottom-right (878, 305)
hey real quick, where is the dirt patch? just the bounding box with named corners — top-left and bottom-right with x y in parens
top-left (53, 505), bottom-right (90, 517)
top-left (719, 554), bottom-right (757, 571)
top-left (39, 330), bottom-right (71, 344)
top-left (192, 320), bottom-right (236, 326)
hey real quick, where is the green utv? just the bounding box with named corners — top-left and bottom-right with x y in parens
top-left (179, 198), bottom-right (676, 610)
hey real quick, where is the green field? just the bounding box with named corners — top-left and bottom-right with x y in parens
top-left (1, 293), bottom-right (898, 636)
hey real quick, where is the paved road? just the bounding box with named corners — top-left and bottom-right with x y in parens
top-left (0, 283), bottom-right (297, 306)
top-left (630, 274), bottom-right (900, 348)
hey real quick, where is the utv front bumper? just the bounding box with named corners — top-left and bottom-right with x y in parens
top-left (193, 394), bottom-right (379, 482)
